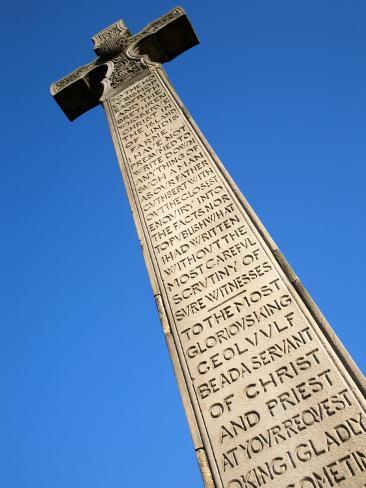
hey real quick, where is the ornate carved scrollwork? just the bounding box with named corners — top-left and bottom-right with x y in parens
top-left (92, 20), bottom-right (130, 57)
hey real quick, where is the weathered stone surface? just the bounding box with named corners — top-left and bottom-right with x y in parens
top-left (51, 8), bottom-right (366, 488)
top-left (104, 66), bottom-right (366, 488)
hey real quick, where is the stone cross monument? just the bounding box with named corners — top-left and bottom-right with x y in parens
top-left (51, 7), bottom-right (366, 488)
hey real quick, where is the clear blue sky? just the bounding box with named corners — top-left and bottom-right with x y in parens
top-left (1, 1), bottom-right (365, 486)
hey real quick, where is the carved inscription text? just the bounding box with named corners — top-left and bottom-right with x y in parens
top-left (105, 68), bottom-right (366, 488)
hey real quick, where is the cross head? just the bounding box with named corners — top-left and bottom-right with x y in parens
top-left (50, 7), bottom-right (198, 121)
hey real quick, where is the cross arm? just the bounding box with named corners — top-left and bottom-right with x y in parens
top-left (128, 7), bottom-right (199, 64)
top-left (50, 60), bottom-right (109, 121)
